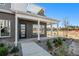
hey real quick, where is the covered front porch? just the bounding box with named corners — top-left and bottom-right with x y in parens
top-left (14, 11), bottom-right (59, 46)
top-left (18, 18), bottom-right (47, 39)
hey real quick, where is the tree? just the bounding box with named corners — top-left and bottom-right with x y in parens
top-left (63, 17), bottom-right (70, 38)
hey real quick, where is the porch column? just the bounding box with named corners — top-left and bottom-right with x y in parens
top-left (0, 24), bottom-right (1, 37)
top-left (57, 23), bottom-right (59, 37)
top-left (37, 20), bottom-right (40, 41)
top-left (50, 23), bottom-right (53, 37)
top-left (15, 14), bottom-right (18, 46)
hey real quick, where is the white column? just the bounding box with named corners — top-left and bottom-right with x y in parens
top-left (37, 20), bottom-right (40, 41)
top-left (50, 23), bottom-right (53, 37)
top-left (15, 14), bottom-right (18, 46)
top-left (0, 24), bottom-right (1, 37)
top-left (57, 23), bottom-right (59, 37)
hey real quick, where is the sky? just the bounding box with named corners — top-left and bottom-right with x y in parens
top-left (36, 3), bottom-right (79, 27)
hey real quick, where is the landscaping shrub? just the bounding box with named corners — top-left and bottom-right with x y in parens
top-left (10, 46), bottom-right (19, 53)
top-left (46, 40), bottom-right (52, 49)
top-left (0, 43), bottom-right (5, 47)
top-left (53, 37), bottom-right (63, 47)
top-left (54, 44), bottom-right (69, 56)
top-left (0, 47), bottom-right (8, 56)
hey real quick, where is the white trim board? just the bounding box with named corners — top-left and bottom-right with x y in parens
top-left (16, 13), bottom-right (58, 23)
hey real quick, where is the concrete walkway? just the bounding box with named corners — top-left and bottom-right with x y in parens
top-left (21, 42), bottom-right (51, 56)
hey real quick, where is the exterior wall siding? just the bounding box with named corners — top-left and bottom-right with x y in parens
top-left (0, 3), bottom-right (11, 10)
top-left (0, 12), bottom-right (15, 42)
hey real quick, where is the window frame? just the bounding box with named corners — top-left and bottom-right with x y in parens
top-left (32, 24), bottom-right (45, 35)
top-left (40, 24), bottom-right (45, 35)
top-left (32, 24), bottom-right (38, 35)
top-left (0, 19), bottom-right (11, 38)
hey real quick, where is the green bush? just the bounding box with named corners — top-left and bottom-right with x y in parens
top-left (10, 46), bottom-right (19, 53)
top-left (0, 43), bottom-right (5, 47)
top-left (53, 38), bottom-right (63, 47)
top-left (46, 40), bottom-right (52, 49)
top-left (54, 44), bottom-right (69, 56)
top-left (0, 47), bottom-right (8, 56)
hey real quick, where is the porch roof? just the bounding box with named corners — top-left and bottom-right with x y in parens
top-left (16, 11), bottom-right (60, 24)
top-left (0, 9), bottom-right (13, 14)
top-left (0, 9), bottom-right (60, 24)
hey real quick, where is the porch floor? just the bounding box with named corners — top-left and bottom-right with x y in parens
top-left (19, 37), bottom-right (54, 43)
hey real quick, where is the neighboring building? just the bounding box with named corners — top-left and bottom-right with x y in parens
top-left (0, 3), bottom-right (59, 46)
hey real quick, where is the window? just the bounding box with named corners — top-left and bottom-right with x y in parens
top-left (0, 20), bottom-right (11, 37)
top-left (33, 24), bottom-right (37, 35)
top-left (21, 24), bottom-right (26, 38)
top-left (32, 24), bottom-right (45, 35)
top-left (40, 25), bottom-right (45, 34)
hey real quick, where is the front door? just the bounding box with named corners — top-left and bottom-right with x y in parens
top-left (19, 24), bottom-right (27, 39)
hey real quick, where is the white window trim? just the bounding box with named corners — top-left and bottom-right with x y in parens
top-left (0, 36), bottom-right (11, 38)
top-left (33, 24), bottom-right (45, 35)
top-left (40, 25), bottom-right (45, 35)
top-left (0, 19), bottom-right (11, 38)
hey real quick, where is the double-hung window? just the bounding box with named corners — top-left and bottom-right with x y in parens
top-left (0, 20), bottom-right (11, 37)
